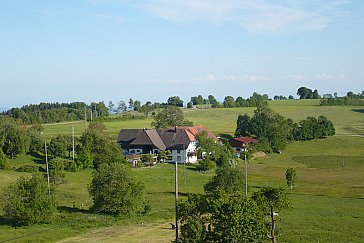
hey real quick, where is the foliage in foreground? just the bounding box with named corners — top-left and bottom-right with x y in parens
top-left (1, 174), bottom-right (57, 225)
top-left (178, 192), bottom-right (266, 242)
top-left (89, 163), bottom-right (149, 216)
top-left (252, 187), bottom-right (290, 243)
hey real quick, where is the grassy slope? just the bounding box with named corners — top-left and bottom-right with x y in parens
top-left (1, 99), bottom-right (363, 242)
top-left (41, 99), bottom-right (364, 138)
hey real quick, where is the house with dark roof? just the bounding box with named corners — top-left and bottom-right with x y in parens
top-left (228, 137), bottom-right (258, 156)
top-left (117, 126), bottom-right (217, 164)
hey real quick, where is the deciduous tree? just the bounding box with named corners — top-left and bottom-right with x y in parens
top-left (89, 163), bottom-right (149, 216)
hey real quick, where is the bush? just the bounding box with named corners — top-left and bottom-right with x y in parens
top-left (197, 156), bottom-right (216, 171)
top-left (204, 165), bottom-right (245, 194)
top-left (1, 174), bottom-right (57, 225)
top-left (89, 163), bottom-right (149, 216)
top-left (16, 164), bottom-right (40, 173)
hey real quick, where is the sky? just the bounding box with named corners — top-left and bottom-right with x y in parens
top-left (0, 0), bottom-right (363, 109)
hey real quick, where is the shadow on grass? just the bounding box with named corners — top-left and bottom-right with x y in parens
top-left (28, 152), bottom-right (45, 164)
top-left (57, 206), bottom-right (91, 214)
top-left (352, 109), bottom-right (364, 114)
top-left (0, 216), bottom-right (16, 226)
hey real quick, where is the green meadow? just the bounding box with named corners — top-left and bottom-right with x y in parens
top-left (0, 100), bottom-right (363, 242)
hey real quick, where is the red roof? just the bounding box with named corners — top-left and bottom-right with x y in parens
top-left (233, 137), bottom-right (257, 143)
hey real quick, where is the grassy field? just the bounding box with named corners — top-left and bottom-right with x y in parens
top-left (42, 99), bottom-right (364, 139)
top-left (0, 99), bottom-right (363, 242)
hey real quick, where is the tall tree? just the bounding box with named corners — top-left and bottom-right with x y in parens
top-left (117, 100), bottom-right (127, 114)
top-left (151, 106), bottom-right (192, 129)
top-left (167, 96), bottom-right (184, 107)
top-left (89, 163), bottom-right (148, 216)
top-left (235, 113), bottom-right (252, 137)
top-left (252, 187), bottom-right (290, 243)
top-left (108, 101), bottom-right (114, 114)
top-left (128, 98), bottom-right (134, 111)
top-left (285, 168), bottom-right (297, 190)
top-left (223, 96), bottom-right (236, 108)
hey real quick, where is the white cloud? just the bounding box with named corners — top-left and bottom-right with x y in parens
top-left (283, 73), bottom-right (349, 81)
top-left (128, 0), bottom-right (349, 33)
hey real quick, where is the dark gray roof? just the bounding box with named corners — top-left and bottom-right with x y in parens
top-left (158, 128), bottom-right (191, 149)
top-left (117, 126), bottom-right (212, 151)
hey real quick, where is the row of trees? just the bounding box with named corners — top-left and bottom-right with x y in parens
top-left (235, 104), bottom-right (335, 152)
top-left (2, 102), bottom-right (109, 125)
top-left (320, 91), bottom-right (364, 106)
top-left (187, 92), bottom-right (270, 108)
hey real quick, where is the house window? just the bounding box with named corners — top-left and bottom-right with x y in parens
top-left (236, 148), bottom-right (241, 152)
top-left (177, 150), bottom-right (181, 154)
top-left (177, 156), bottom-right (181, 161)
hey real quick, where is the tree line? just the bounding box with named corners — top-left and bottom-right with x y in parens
top-left (1, 102), bottom-right (109, 125)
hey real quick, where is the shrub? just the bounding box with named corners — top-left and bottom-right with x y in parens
top-left (1, 174), bottom-right (57, 225)
top-left (16, 164), bottom-right (39, 173)
top-left (197, 156), bottom-right (216, 171)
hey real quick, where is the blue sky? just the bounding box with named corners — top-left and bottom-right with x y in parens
top-left (0, 0), bottom-right (363, 108)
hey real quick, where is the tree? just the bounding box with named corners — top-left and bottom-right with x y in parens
top-left (223, 96), bottom-right (236, 108)
top-left (0, 148), bottom-right (10, 169)
top-left (27, 126), bottom-right (44, 154)
top-left (117, 100), bottom-right (127, 114)
top-left (79, 123), bottom-right (126, 169)
top-left (89, 163), bottom-right (148, 216)
top-left (0, 118), bottom-right (27, 158)
top-left (151, 106), bottom-right (193, 129)
top-left (312, 89), bottom-right (320, 99)
top-left (285, 168), bottom-right (296, 190)
top-left (207, 95), bottom-right (219, 108)
top-left (187, 102), bottom-right (193, 108)
top-left (178, 192), bottom-right (266, 242)
top-left (128, 98), bottom-right (134, 111)
top-left (204, 165), bottom-right (246, 194)
top-left (297, 87), bottom-right (316, 99)
top-left (288, 95), bottom-right (294, 99)
top-left (157, 150), bottom-right (171, 163)
top-left (252, 187), bottom-right (290, 243)
top-left (1, 174), bottom-right (57, 225)
top-left (235, 113), bottom-right (251, 137)
top-left (250, 105), bottom-right (291, 152)
top-left (167, 96), bottom-right (184, 107)
top-left (108, 101), bottom-right (114, 114)
top-left (48, 135), bottom-right (72, 158)
top-left (133, 100), bottom-right (141, 111)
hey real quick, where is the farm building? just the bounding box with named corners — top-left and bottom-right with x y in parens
top-left (117, 126), bottom-right (218, 164)
top-left (229, 137), bottom-right (258, 155)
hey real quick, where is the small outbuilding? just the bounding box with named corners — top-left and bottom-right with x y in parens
top-left (229, 137), bottom-right (258, 155)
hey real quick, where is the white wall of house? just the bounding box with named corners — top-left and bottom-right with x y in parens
top-left (169, 141), bottom-right (198, 164)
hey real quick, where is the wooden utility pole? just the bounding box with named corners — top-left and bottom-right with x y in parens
top-left (72, 126), bottom-right (75, 160)
top-left (84, 106), bottom-right (87, 130)
top-left (45, 141), bottom-right (50, 195)
top-left (175, 160), bottom-right (179, 241)
top-left (245, 152), bottom-right (248, 197)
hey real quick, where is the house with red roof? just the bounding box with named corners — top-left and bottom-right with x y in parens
top-left (228, 137), bottom-right (258, 155)
top-left (117, 126), bottom-right (217, 164)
